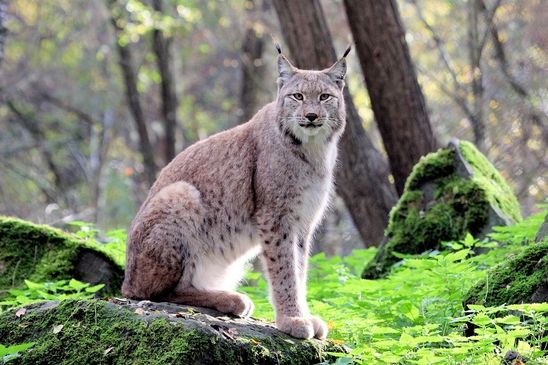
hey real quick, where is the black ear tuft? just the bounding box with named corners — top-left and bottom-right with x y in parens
top-left (326, 56), bottom-right (347, 90)
top-left (271, 34), bottom-right (282, 54)
top-left (278, 54), bottom-right (295, 81)
top-left (342, 44), bottom-right (352, 58)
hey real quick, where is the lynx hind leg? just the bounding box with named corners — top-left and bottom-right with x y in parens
top-left (164, 258), bottom-right (255, 317)
top-left (122, 181), bottom-right (204, 300)
top-left (166, 285), bottom-right (254, 317)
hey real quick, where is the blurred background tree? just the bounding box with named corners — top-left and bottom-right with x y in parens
top-left (272, 0), bottom-right (397, 246)
top-left (0, 0), bottom-right (545, 253)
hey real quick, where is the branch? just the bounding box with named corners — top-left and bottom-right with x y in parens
top-left (48, 208), bottom-right (97, 227)
top-left (0, 154), bottom-right (57, 203)
top-left (477, 0), bottom-right (503, 61)
top-left (0, 142), bottom-right (39, 156)
top-left (0, 0), bottom-right (7, 68)
top-left (481, 0), bottom-right (547, 129)
top-left (151, 0), bottom-right (179, 161)
top-left (409, 0), bottom-right (493, 139)
top-left (40, 93), bottom-right (97, 125)
top-left (416, 64), bottom-right (476, 122)
top-left (408, 0), bottom-right (464, 94)
top-left (106, 0), bottom-right (158, 186)
top-left (6, 100), bottom-right (70, 205)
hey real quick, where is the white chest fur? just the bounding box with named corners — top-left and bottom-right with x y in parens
top-left (294, 141), bottom-right (337, 234)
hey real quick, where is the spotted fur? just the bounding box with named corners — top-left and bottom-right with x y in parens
top-left (122, 49), bottom-right (349, 339)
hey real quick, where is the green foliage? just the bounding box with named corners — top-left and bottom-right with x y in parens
top-left (116, 0), bottom-right (200, 46)
top-left (488, 209), bottom-right (547, 244)
top-left (463, 240), bottom-right (548, 307)
top-left (0, 342), bottom-right (35, 363)
top-left (0, 279), bottom-right (104, 310)
top-left (0, 217), bottom-right (124, 297)
top-left (0, 216), bottom-right (80, 289)
top-left (362, 141), bottom-right (522, 279)
top-left (241, 213), bottom-right (547, 364)
top-left (458, 141), bottom-right (522, 223)
top-left (0, 300), bottom-right (340, 365)
top-left (1, 212), bottom-right (545, 363)
top-left (67, 221), bottom-right (127, 267)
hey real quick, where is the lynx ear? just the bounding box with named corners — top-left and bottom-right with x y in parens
top-left (326, 45), bottom-right (351, 89)
top-left (276, 43), bottom-right (296, 87)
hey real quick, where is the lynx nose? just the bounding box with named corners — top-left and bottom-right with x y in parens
top-left (305, 113), bottom-right (318, 122)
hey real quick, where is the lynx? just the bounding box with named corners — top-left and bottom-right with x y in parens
top-left (122, 44), bottom-right (350, 339)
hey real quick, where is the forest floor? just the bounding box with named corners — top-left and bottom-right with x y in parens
top-left (0, 210), bottom-right (547, 364)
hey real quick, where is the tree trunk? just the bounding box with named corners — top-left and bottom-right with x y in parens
top-left (0, 0), bottom-right (6, 68)
top-left (107, 0), bottom-right (157, 187)
top-left (467, 0), bottom-right (486, 151)
top-left (39, 91), bottom-right (113, 223)
top-left (89, 111), bottom-right (113, 224)
top-left (6, 101), bottom-right (72, 209)
top-left (151, 0), bottom-right (179, 164)
top-left (343, 0), bottom-right (438, 194)
top-left (480, 0), bottom-right (547, 143)
top-left (239, 0), bottom-right (266, 123)
top-left (272, 0), bottom-right (397, 246)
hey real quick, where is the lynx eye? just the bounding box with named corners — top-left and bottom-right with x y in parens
top-left (292, 93), bottom-right (304, 101)
top-left (319, 93), bottom-right (331, 101)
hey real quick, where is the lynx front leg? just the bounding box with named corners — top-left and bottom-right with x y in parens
top-left (296, 234), bottom-right (328, 339)
top-left (259, 217), bottom-right (327, 339)
top-left (296, 236), bottom-right (310, 294)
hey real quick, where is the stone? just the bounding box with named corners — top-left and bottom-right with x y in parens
top-left (362, 140), bottom-right (521, 279)
top-left (463, 241), bottom-right (548, 306)
top-left (535, 214), bottom-right (548, 243)
top-left (0, 299), bottom-right (346, 365)
top-left (0, 216), bottom-right (124, 296)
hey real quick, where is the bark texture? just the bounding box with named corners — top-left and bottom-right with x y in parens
top-left (0, 0), bottom-right (6, 68)
top-left (239, 0), bottom-right (267, 123)
top-left (152, 0), bottom-right (179, 163)
top-left (343, 0), bottom-right (438, 194)
top-left (108, 0), bottom-right (157, 187)
top-left (272, 0), bottom-right (397, 246)
top-left (467, 0), bottom-right (486, 151)
top-left (482, 0), bottom-right (548, 143)
top-left (6, 101), bottom-right (72, 208)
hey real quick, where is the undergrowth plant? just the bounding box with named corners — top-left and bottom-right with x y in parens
top-left (1, 211), bottom-right (546, 364)
top-left (0, 342), bottom-right (35, 363)
top-left (241, 211), bottom-right (548, 364)
top-left (0, 279), bottom-right (104, 309)
top-left (66, 221), bottom-right (127, 267)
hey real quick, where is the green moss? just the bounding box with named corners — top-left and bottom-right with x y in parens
top-left (0, 216), bottom-right (124, 295)
top-left (0, 300), bottom-right (343, 365)
top-left (464, 241), bottom-right (548, 306)
top-left (363, 141), bottom-right (521, 279)
top-left (459, 141), bottom-right (521, 223)
top-left (404, 147), bottom-right (456, 191)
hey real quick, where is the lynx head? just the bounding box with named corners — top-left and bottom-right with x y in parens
top-left (275, 44), bottom-right (350, 144)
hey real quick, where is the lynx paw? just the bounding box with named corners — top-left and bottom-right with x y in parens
top-left (216, 292), bottom-right (254, 318)
top-left (309, 315), bottom-right (328, 339)
top-left (277, 315), bottom-right (328, 339)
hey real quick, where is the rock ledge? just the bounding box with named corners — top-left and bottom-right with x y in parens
top-left (0, 298), bottom-right (346, 365)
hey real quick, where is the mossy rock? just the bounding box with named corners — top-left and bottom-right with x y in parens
top-left (535, 214), bottom-right (548, 243)
top-left (464, 223), bottom-right (548, 307)
top-left (0, 299), bottom-right (346, 365)
top-left (363, 140), bottom-right (521, 279)
top-left (0, 216), bottom-right (124, 296)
